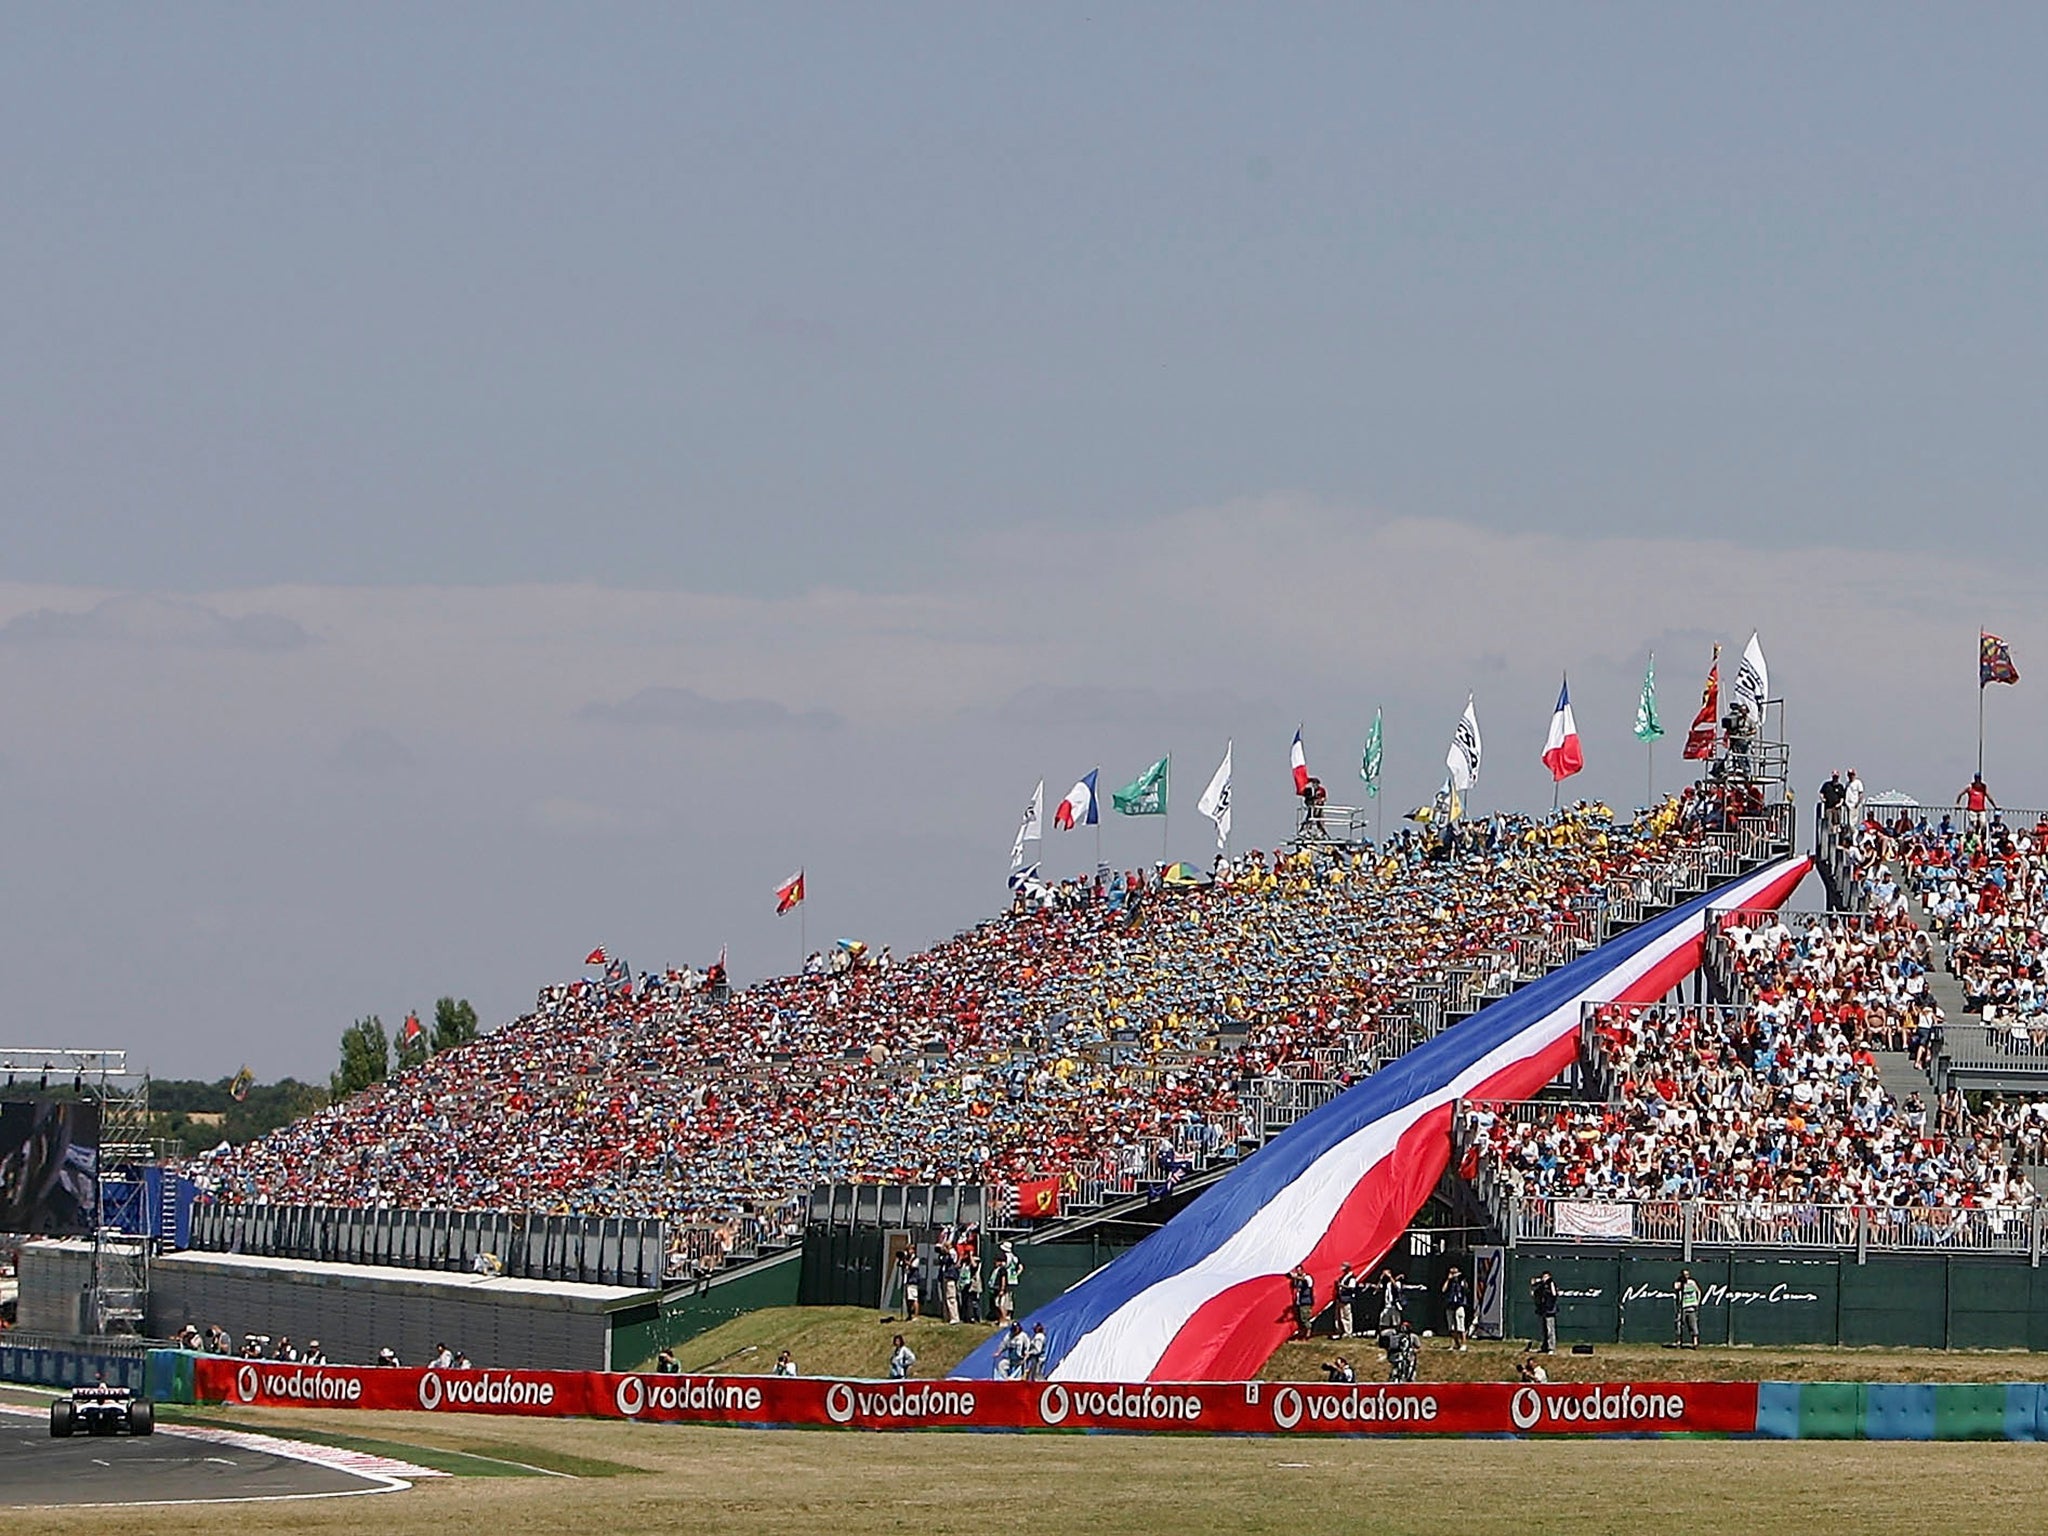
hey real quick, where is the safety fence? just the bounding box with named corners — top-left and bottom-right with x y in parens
top-left (168, 1356), bottom-right (2048, 1441)
top-left (0, 1336), bottom-right (149, 1393)
top-left (1500, 1195), bottom-right (2043, 1262)
top-left (185, 1203), bottom-right (669, 1289)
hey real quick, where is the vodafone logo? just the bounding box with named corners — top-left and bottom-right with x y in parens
top-left (825, 1383), bottom-right (856, 1424)
top-left (419, 1372), bottom-right (444, 1411)
top-left (1510, 1387), bottom-right (1541, 1430)
top-left (1272, 1387), bottom-right (1304, 1430)
top-left (615, 1375), bottom-right (646, 1417)
top-left (236, 1365), bottom-right (259, 1402)
top-left (1038, 1385), bottom-right (1070, 1425)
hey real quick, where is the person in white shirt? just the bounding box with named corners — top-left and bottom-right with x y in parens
top-left (887, 1335), bottom-right (916, 1379)
top-left (1022, 1323), bottom-right (1048, 1382)
top-left (774, 1350), bottom-right (798, 1377)
top-left (430, 1343), bottom-right (455, 1368)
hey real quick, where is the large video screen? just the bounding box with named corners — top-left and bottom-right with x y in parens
top-left (0, 1101), bottom-right (99, 1235)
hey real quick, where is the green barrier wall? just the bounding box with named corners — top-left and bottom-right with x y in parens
top-left (1503, 1246), bottom-right (2048, 1351)
top-left (608, 1250), bottom-right (802, 1369)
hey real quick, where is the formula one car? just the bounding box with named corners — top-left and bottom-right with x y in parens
top-left (49, 1384), bottom-right (153, 1437)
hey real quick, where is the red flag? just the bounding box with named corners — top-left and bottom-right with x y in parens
top-left (1682, 649), bottom-right (1720, 761)
top-left (585, 946), bottom-right (608, 966)
top-left (775, 870), bottom-right (806, 915)
top-left (1016, 1177), bottom-right (1061, 1219)
top-left (400, 1011), bottom-right (423, 1047)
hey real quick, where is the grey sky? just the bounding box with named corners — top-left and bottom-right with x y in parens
top-left (3, 8), bottom-right (2045, 1077)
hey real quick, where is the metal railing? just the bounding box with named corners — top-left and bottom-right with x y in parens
top-left (1499, 1194), bottom-right (2042, 1261)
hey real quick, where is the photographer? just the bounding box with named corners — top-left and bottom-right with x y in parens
top-left (1530, 1270), bottom-right (1559, 1354)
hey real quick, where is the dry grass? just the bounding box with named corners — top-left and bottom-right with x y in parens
top-left (10, 1408), bottom-right (2048, 1536)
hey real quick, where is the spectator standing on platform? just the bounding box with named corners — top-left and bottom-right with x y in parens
top-left (1675, 1269), bottom-right (1702, 1349)
top-left (1843, 770), bottom-right (1865, 825)
top-left (1376, 1268), bottom-right (1405, 1334)
top-left (1333, 1263), bottom-right (1361, 1339)
top-left (1289, 1265), bottom-right (1317, 1340)
top-left (1819, 773), bottom-right (1846, 833)
top-left (940, 1248), bottom-right (961, 1325)
top-left (1530, 1271), bottom-right (1559, 1354)
top-left (888, 1334), bottom-right (916, 1379)
top-left (1959, 774), bottom-right (1999, 827)
top-left (1442, 1267), bottom-right (1471, 1353)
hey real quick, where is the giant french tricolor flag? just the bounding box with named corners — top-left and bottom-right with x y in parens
top-left (1542, 676), bottom-right (1584, 782)
top-left (956, 853), bottom-right (1810, 1383)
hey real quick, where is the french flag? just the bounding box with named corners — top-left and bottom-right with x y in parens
top-left (1054, 770), bottom-right (1099, 831)
top-left (954, 853), bottom-right (1811, 1383)
top-left (1290, 729), bottom-right (1309, 794)
top-left (1542, 676), bottom-right (1584, 782)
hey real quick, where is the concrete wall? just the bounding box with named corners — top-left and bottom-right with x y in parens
top-left (148, 1251), bottom-right (641, 1370)
top-left (16, 1240), bottom-right (95, 1334)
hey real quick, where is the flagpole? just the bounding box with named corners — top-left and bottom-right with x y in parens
top-left (1162, 751), bottom-right (1172, 871)
top-left (1978, 629), bottom-right (1987, 781)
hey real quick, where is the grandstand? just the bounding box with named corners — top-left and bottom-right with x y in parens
top-left (184, 788), bottom-right (1789, 1279)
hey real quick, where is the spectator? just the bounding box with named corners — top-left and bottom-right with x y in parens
top-left (1516, 1354), bottom-right (1548, 1384)
top-left (655, 1347), bottom-right (681, 1374)
top-left (1333, 1263), bottom-right (1361, 1340)
top-left (774, 1349), bottom-right (798, 1377)
top-left (1375, 1268), bottom-right (1404, 1334)
top-left (1675, 1269), bottom-right (1702, 1349)
top-left (430, 1342), bottom-right (454, 1368)
top-left (1024, 1323), bottom-right (1048, 1382)
top-left (887, 1334), bottom-right (915, 1380)
top-left (1384, 1320), bottom-right (1419, 1383)
top-left (304, 1339), bottom-right (327, 1366)
top-left (1289, 1265), bottom-right (1317, 1340)
top-left (995, 1323), bottom-right (1027, 1381)
top-left (376, 1347), bottom-right (402, 1367)
top-left (1441, 1266), bottom-right (1470, 1353)
top-left (1321, 1356), bottom-right (1356, 1384)
top-left (1530, 1271), bottom-right (1559, 1354)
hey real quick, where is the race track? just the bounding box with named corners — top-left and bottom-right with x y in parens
top-left (0, 1406), bottom-right (416, 1507)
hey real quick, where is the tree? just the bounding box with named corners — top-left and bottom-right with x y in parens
top-left (331, 1016), bottom-right (391, 1100)
top-left (432, 997), bottom-right (480, 1052)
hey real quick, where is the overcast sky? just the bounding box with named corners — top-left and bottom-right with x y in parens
top-left (5, 6), bottom-right (2046, 1079)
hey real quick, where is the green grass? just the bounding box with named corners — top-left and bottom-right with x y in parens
top-left (661, 1304), bottom-right (988, 1378)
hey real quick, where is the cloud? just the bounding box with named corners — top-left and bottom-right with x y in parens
top-left (578, 686), bottom-right (841, 733)
top-left (0, 593), bottom-right (310, 652)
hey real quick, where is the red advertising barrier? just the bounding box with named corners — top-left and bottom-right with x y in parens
top-left (192, 1358), bottom-right (1758, 1437)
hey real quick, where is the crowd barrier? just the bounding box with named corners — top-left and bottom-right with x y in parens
top-left (0, 1341), bottom-right (147, 1393)
top-left (173, 1356), bottom-right (2048, 1440)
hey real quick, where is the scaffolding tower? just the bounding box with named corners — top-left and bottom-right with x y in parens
top-left (0, 1047), bottom-right (152, 1334)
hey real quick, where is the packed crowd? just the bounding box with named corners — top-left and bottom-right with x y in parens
top-left (193, 806), bottom-right (1726, 1265)
top-left (1466, 908), bottom-right (2044, 1214)
top-left (1892, 805), bottom-right (2048, 1046)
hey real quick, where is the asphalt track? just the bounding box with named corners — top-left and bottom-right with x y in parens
top-left (0, 1410), bottom-right (394, 1508)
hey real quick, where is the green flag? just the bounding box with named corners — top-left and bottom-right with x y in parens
top-left (1635, 654), bottom-right (1664, 742)
top-left (1112, 756), bottom-right (1169, 816)
top-left (1360, 707), bottom-right (1383, 796)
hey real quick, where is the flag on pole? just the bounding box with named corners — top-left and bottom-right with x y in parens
top-left (584, 946), bottom-right (609, 967)
top-left (1289, 729), bottom-right (1309, 794)
top-left (1007, 862), bottom-right (1041, 891)
top-left (1011, 780), bottom-right (1045, 867)
top-left (775, 869), bottom-right (806, 915)
top-left (1683, 648), bottom-right (1721, 761)
top-left (1054, 770), bottom-right (1100, 830)
top-left (229, 1065), bottom-right (255, 1103)
top-left (400, 1011), bottom-right (424, 1048)
top-left (1541, 677), bottom-right (1584, 782)
top-left (1634, 654), bottom-right (1664, 743)
top-left (1196, 742), bottom-right (1233, 849)
top-left (1734, 632), bottom-right (1769, 725)
top-left (1446, 696), bottom-right (1482, 792)
top-left (1112, 757), bottom-right (1170, 816)
top-left (1982, 632), bottom-right (2021, 687)
top-left (1360, 708), bottom-right (1383, 796)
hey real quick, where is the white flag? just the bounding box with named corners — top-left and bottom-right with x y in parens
top-left (1196, 741), bottom-right (1233, 850)
top-left (1446, 695), bottom-right (1482, 792)
top-left (1734, 632), bottom-right (1769, 726)
top-left (1010, 779), bottom-right (1044, 869)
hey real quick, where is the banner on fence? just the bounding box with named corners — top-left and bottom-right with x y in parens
top-left (1554, 1201), bottom-right (1636, 1240)
top-left (191, 1358), bottom-right (1756, 1437)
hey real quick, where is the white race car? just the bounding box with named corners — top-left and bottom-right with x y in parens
top-left (50, 1384), bottom-right (154, 1437)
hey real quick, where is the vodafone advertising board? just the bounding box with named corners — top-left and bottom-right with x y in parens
top-left (192, 1359), bottom-right (1758, 1437)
